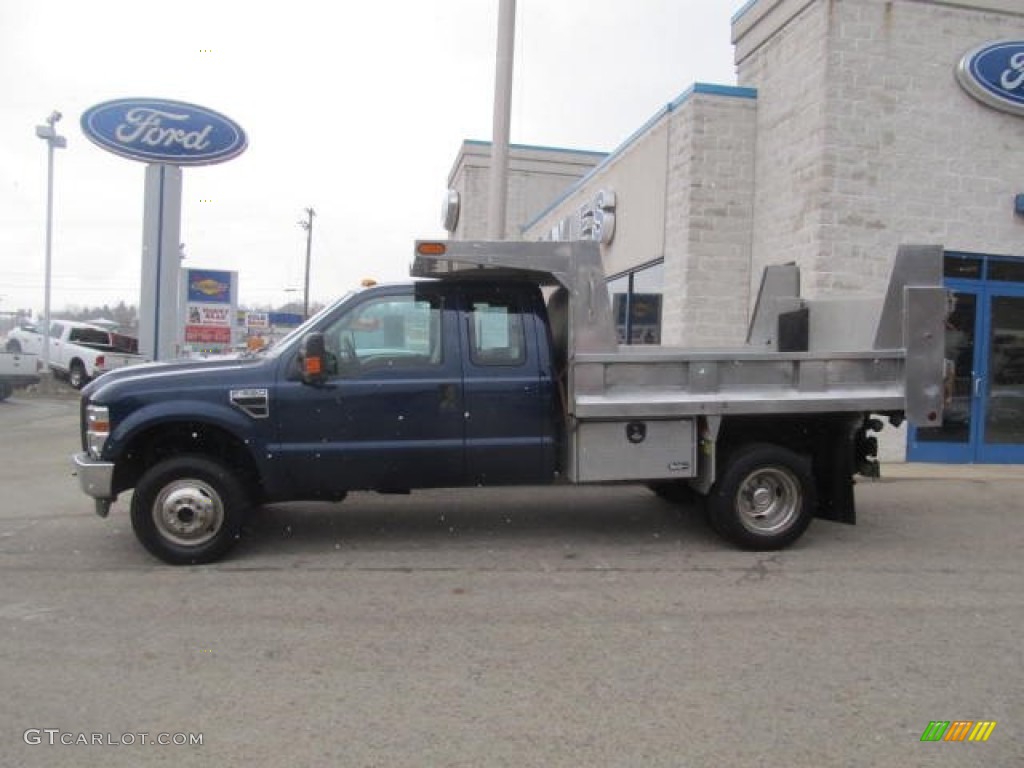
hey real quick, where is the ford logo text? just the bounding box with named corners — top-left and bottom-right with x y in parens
top-left (80, 98), bottom-right (248, 166)
top-left (956, 41), bottom-right (1024, 118)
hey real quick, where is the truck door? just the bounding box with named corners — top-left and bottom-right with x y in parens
top-left (459, 285), bottom-right (557, 485)
top-left (273, 285), bottom-right (465, 495)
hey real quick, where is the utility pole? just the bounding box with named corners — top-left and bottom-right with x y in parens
top-left (298, 207), bottom-right (315, 319)
top-left (487, 0), bottom-right (516, 240)
top-left (35, 111), bottom-right (66, 372)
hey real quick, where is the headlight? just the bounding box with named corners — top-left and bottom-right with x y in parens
top-left (85, 404), bottom-right (110, 459)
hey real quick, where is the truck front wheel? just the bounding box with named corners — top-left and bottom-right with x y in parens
top-left (707, 444), bottom-right (815, 551)
top-left (131, 456), bottom-right (249, 565)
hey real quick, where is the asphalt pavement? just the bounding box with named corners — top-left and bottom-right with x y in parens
top-left (0, 394), bottom-right (1021, 768)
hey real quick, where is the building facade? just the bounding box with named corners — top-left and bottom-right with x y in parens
top-left (444, 0), bottom-right (1024, 462)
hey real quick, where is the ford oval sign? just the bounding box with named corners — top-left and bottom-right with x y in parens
top-left (80, 98), bottom-right (247, 166)
top-left (956, 41), bottom-right (1024, 117)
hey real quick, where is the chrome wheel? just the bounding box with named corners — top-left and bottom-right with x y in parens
top-left (708, 443), bottom-right (815, 551)
top-left (132, 456), bottom-right (248, 564)
top-left (735, 466), bottom-right (801, 535)
top-left (152, 478), bottom-right (225, 548)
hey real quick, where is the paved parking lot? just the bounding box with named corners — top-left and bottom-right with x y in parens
top-left (0, 394), bottom-right (1021, 767)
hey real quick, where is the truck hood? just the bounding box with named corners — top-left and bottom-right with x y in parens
top-left (82, 355), bottom-right (274, 400)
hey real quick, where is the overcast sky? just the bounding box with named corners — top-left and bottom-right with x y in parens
top-left (0, 0), bottom-right (741, 317)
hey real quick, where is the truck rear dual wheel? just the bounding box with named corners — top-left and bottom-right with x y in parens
top-left (131, 455), bottom-right (249, 565)
top-left (68, 362), bottom-right (89, 390)
top-left (707, 444), bottom-right (815, 551)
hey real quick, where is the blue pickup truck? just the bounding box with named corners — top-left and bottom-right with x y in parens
top-left (72, 240), bottom-right (948, 564)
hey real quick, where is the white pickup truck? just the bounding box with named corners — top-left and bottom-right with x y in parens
top-left (0, 351), bottom-right (41, 400)
top-left (5, 320), bottom-right (145, 389)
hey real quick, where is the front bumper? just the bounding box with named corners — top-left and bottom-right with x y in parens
top-left (71, 452), bottom-right (116, 517)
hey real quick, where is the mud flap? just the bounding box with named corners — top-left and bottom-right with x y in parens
top-left (812, 415), bottom-right (868, 525)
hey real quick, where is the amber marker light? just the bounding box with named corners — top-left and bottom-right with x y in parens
top-left (416, 242), bottom-right (447, 256)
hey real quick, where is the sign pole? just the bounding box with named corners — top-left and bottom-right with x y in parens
top-left (140, 164), bottom-right (182, 361)
top-left (35, 111), bottom-right (66, 373)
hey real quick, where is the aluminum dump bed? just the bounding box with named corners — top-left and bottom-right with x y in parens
top-left (412, 240), bottom-right (948, 430)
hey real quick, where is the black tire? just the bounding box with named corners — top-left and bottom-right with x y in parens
top-left (648, 480), bottom-right (701, 506)
top-left (707, 443), bottom-right (816, 551)
top-left (5, 339), bottom-right (21, 353)
top-left (130, 455), bottom-right (249, 565)
top-left (68, 361), bottom-right (89, 389)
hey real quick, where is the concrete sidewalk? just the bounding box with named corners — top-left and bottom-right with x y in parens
top-left (879, 462), bottom-right (1024, 480)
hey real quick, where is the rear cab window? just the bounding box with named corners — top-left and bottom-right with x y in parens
top-left (467, 295), bottom-right (527, 367)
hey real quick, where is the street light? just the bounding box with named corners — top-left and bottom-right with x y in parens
top-left (35, 110), bottom-right (66, 373)
top-left (298, 207), bottom-right (315, 319)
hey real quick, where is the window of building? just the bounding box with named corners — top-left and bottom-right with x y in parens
top-left (944, 253), bottom-right (983, 280)
top-left (988, 259), bottom-right (1024, 283)
top-left (608, 260), bottom-right (664, 345)
top-left (944, 252), bottom-right (1024, 283)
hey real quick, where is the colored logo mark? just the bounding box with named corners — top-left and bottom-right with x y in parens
top-left (920, 721), bottom-right (997, 742)
top-left (956, 41), bottom-right (1024, 117)
top-left (192, 279), bottom-right (229, 297)
top-left (80, 98), bottom-right (247, 166)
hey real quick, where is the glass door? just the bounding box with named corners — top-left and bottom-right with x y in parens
top-left (909, 279), bottom-right (1024, 463)
top-left (977, 287), bottom-right (1024, 462)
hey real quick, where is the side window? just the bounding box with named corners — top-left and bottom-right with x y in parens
top-left (468, 297), bottom-right (526, 367)
top-left (50, 322), bottom-right (64, 338)
top-left (322, 294), bottom-right (442, 375)
top-left (70, 327), bottom-right (109, 345)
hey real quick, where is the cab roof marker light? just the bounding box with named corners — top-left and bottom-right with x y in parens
top-left (417, 242), bottom-right (447, 256)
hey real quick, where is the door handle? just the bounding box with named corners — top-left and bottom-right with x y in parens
top-left (974, 375), bottom-right (986, 397)
top-left (438, 383), bottom-right (458, 410)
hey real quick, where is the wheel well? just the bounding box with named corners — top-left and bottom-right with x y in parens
top-left (718, 413), bottom-right (863, 455)
top-left (113, 421), bottom-right (263, 501)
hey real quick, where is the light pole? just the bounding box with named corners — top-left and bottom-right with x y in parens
top-left (487, 0), bottom-right (516, 239)
top-left (298, 207), bottom-right (315, 319)
top-left (35, 111), bottom-right (66, 372)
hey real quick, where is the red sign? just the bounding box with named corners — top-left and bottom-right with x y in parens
top-left (185, 325), bottom-right (231, 344)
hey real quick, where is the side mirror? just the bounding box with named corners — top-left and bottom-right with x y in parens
top-left (299, 332), bottom-right (328, 385)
